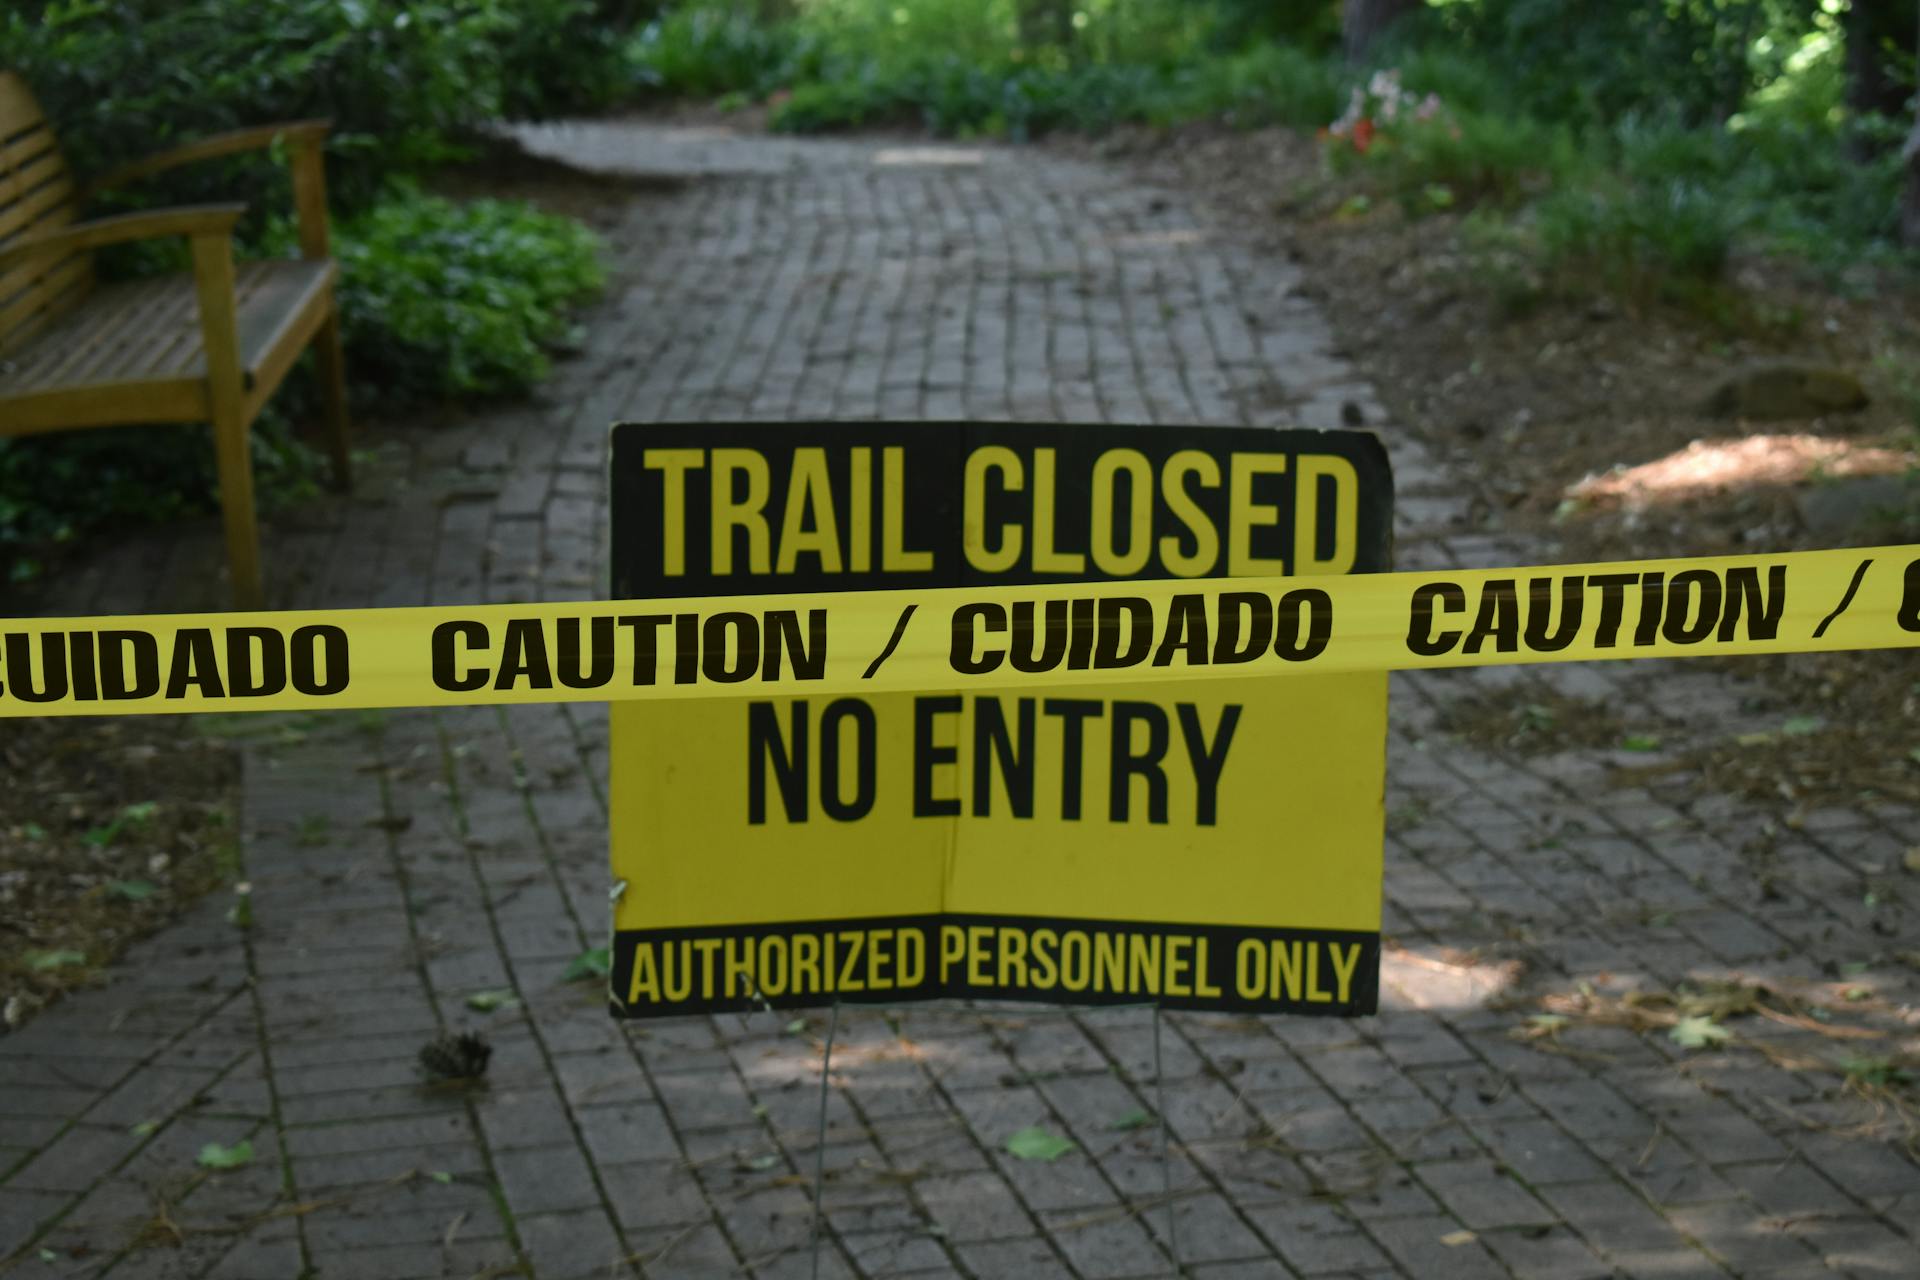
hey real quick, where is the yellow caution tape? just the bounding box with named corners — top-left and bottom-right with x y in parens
top-left (2, 546), bottom-right (1915, 717)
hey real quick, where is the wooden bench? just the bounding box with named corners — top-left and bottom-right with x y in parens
top-left (0, 71), bottom-right (350, 609)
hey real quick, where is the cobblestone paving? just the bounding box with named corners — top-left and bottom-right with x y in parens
top-left (2, 123), bottom-right (1916, 1279)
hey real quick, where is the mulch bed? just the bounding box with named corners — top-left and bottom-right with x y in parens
top-left (0, 717), bottom-right (240, 1032)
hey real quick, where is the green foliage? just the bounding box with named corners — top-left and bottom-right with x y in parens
top-left (0, 417), bottom-right (322, 581)
top-left (635, 0), bottom-right (1338, 139)
top-left (1426, 0), bottom-right (1822, 131)
top-left (1341, 109), bottom-right (1576, 213)
top-left (1173, 43), bottom-right (1345, 129)
top-left (495, 0), bottom-right (648, 118)
top-left (276, 188), bottom-right (605, 405)
top-left (1536, 177), bottom-right (1749, 295)
top-left (1, 0), bottom-right (635, 212)
top-left (4, 1), bottom-right (504, 211)
top-left (629, 4), bottom-right (813, 100)
top-left (565, 947), bottom-right (612, 981)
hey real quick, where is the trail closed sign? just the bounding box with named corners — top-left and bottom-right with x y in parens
top-left (606, 422), bottom-right (1394, 1019)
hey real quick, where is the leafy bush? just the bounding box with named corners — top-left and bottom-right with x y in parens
top-left (0, 423), bottom-right (321, 584)
top-left (2, 0), bottom-right (638, 210)
top-left (274, 188), bottom-right (605, 406)
top-left (4, 0), bottom-right (508, 210)
top-left (1426, 0), bottom-right (1820, 131)
top-left (1536, 178), bottom-right (1749, 295)
top-left (1174, 43), bottom-right (1345, 129)
top-left (629, 5), bottom-right (812, 99)
top-left (638, 0), bottom-right (1308, 139)
top-left (496, 0), bottom-right (651, 118)
top-left (1358, 110), bottom-right (1575, 213)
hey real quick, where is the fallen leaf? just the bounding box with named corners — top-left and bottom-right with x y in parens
top-left (1620, 734), bottom-right (1663, 752)
top-left (197, 1140), bottom-right (253, 1170)
top-left (746, 1154), bottom-right (780, 1171)
top-left (466, 989), bottom-right (517, 1012)
top-left (562, 948), bottom-right (609, 982)
top-left (784, 1018), bottom-right (809, 1036)
top-left (24, 949), bottom-right (87, 972)
top-left (429, 1171), bottom-right (454, 1185)
top-left (1005, 1127), bottom-right (1075, 1162)
top-left (1110, 1108), bottom-right (1155, 1132)
top-left (107, 879), bottom-right (158, 902)
top-left (1780, 716), bottom-right (1825, 736)
top-left (1669, 1016), bottom-right (1731, 1050)
top-left (1440, 1230), bottom-right (1477, 1247)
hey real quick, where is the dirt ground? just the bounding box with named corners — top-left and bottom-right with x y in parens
top-left (0, 717), bottom-right (239, 1030)
top-left (1097, 121), bottom-right (1920, 823)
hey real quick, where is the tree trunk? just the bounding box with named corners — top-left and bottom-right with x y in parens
top-left (1342, 0), bottom-right (1419, 64)
top-left (1897, 2), bottom-right (1920, 247)
top-left (1018, 0), bottom-right (1075, 51)
top-left (1845, 0), bottom-right (1917, 121)
top-left (1903, 112), bottom-right (1920, 248)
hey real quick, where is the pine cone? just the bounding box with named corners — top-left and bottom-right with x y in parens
top-left (418, 1031), bottom-right (492, 1082)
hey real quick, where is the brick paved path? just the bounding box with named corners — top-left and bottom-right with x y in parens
top-left (3, 124), bottom-right (1916, 1280)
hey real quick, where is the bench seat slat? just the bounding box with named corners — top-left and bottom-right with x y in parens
top-left (0, 253), bottom-right (93, 351)
top-left (0, 259), bottom-right (336, 421)
top-left (23, 275), bottom-right (196, 389)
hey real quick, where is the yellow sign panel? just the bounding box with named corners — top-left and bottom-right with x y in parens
top-left (610, 673), bottom-right (1385, 1015)
top-left (607, 423), bottom-right (1394, 1018)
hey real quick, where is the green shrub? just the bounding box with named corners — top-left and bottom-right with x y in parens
top-left (1349, 109), bottom-right (1576, 213)
top-left (2, 0), bottom-right (513, 211)
top-left (280, 188), bottom-right (606, 406)
top-left (1426, 0), bottom-right (1820, 131)
top-left (1175, 43), bottom-right (1345, 129)
top-left (0, 423), bottom-right (321, 585)
top-left (629, 5), bottom-right (810, 99)
top-left (2, 0), bottom-right (638, 209)
top-left (496, 0), bottom-right (650, 118)
top-left (1536, 178), bottom-right (1749, 295)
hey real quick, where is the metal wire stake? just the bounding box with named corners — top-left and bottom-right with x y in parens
top-left (810, 1001), bottom-right (841, 1280)
top-left (1154, 1002), bottom-right (1180, 1275)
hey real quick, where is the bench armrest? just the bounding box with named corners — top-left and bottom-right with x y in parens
top-left (87, 121), bottom-right (332, 193)
top-left (0, 203), bottom-right (246, 276)
top-left (87, 121), bottom-right (334, 262)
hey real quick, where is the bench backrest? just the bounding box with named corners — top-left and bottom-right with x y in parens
top-left (0, 72), bottom-right (92, 356)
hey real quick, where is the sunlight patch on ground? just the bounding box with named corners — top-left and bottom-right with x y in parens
top-left (1109, 228), bottom-right (1209, 248)
top-left (1379, 942), bottom-right (1521, 1011)
top-left (1568, 434), bottom-right (1915, 509)
top-left (873, 146), bottom-right (985, 167)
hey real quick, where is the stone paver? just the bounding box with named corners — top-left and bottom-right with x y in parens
top-left (2, 121), bottom-right (1916, 1279)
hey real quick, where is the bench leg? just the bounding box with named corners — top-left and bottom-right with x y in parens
top-left (315, 309), bottom-right (352, 493)
top-left (212, 411), bottom-right (264, 611)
